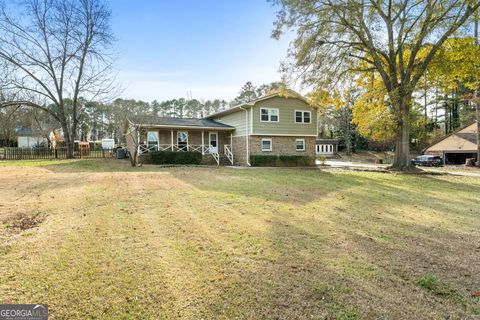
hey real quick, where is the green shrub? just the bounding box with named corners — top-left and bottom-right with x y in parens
top-left (250, 154), bottom-right (313, 167)
top-left (416, 273), bottom-right (454, 297)
top-left (279, 155), bottom-right (312, 166)
top-left (250, 155), bottom-right (278, 166)
top-left (417, 273), bottom-right (438, 291)
top-left (150, 151), bottom-right (202, 165)
top-left (318, 155), bottom-right (327, 166)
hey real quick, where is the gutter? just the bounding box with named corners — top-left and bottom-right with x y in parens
top-left (240, 106), bottom-right (251, 166)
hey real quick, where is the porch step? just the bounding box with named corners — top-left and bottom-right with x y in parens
top-left (219, 155), bottom-right (233, 166)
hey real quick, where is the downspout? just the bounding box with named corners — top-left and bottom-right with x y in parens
top-left (240, 106), bottom-right (251, 166)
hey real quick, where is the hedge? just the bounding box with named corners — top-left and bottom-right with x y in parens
top-left (250, 154), bottom-right (313, 167)
top-left (150, 151), bottom-right (202, 165)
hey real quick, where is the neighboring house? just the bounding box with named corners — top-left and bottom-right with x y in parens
top-left (125, 90), bottom-right (318, 166)
top-left (424, 122), bottom-right (478, 164)
top-left (16, 128), bottom-right (48, 148)
top-left (316, 139), bottom-right (338, 156)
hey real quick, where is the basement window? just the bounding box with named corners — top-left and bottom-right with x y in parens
top-left (295, 139), bottom-right (305, 151)
top-left (261, 138), bottom-right (272, 151)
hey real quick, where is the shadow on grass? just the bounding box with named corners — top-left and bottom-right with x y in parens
top-left (167, 167), bottom-right (480, 318)
top-left (204, 201), bottom-right (478, 318)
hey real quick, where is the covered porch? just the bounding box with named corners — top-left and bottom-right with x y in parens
top-left (138, 128), bottom-right (234, 165)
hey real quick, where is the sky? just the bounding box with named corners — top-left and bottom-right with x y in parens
top-left (110, 0), bottom-right (293, 102)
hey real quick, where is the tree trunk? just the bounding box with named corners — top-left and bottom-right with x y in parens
top-left (475, 16), bottom-right (479, 167)
top-left (476, 94), bottom-right (480, 167)
top-left (129, 149), bottom-right (138, 167)
top-left (391, 96), bottom-right (414, 171)
top-left (60, 121), bottom-right (74, 159)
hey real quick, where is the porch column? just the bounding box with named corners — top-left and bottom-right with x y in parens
top-left (137, 128), bottom-right (141, 155)
top-left (170, 130), bottom-right (174, 151)
top-left (230, 133), bottom-right (233, 150)
top-left (201, 131), bottom-right (205, 155)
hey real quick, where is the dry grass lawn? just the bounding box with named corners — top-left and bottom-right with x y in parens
top-left (0, 159), bottom-right (479, 319)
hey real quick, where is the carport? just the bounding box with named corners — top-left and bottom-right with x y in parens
top-left (444, 152), bottom-right (476, 165)
top-left (424, 123), bottom-right (478, 165)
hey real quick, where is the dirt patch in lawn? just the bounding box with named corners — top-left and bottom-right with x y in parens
top-left (2, 211), bottom-right (47, 232)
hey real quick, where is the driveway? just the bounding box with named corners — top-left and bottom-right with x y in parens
top-left (322, 159), bottom-right (388, 170)
top-left (321, 160), bottom-right (480, 177)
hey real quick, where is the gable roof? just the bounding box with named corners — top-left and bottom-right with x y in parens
top-left (205, 89), bottom-right (312, 119)
top-left (424, 122), bottom-right (478, 152)
top-left (127, 115), bottom-right (234, 130)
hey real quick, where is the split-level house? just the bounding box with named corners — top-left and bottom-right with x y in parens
top-left (125, 91), bottom-right (318, 165)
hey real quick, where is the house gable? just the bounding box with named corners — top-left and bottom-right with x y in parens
top-left (425, 122), bottom-right (478, 153)
top-left (251, 96), bottom-right (317, 136)
top-left (207, 92), bottom-right (317, 137)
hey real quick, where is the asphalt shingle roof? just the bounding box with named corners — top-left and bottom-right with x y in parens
top-left (454, 132), bottom-right (477, 144)
top-left (15, 128), bottom-right (42, 136)
top-left (316, 139), bottom-right (339, 145)
top-left (128, 115), bottom-right (234, 129)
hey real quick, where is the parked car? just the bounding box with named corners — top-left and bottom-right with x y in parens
top-left (411, 155), bottom-right (443, 167)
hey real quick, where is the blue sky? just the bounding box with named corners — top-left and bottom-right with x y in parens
top-left (110, 0), bottom-right (293, 102)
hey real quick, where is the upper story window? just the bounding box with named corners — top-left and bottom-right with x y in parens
top-left (295, 110), bottom-right (311, 124)
top-left (260, 108), bottom-right (279, 122)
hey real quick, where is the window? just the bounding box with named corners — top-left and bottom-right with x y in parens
top-left (260, 108), bottom-right (279, 122)
top-left (147, 131), bottom-right (159, 151)
top-left (295, 139), bottom-right (305, 151)
top-left (295, 110), bottom-right (311, 124)
top-left (261, 138), bottom-right (272, 151)
top-left (177, 131), bottom-right (188, 150)
top-left (295, 111), bottom-right (303, 123)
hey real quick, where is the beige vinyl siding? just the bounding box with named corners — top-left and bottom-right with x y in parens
top-left (215, 110), bottom-right (248, 136)
top-left (252, 97), bottom-right (317, 136)
top-left (458, 122), bottom-right (476, 134)
top-left (425, 135), bottom-right (477, 152)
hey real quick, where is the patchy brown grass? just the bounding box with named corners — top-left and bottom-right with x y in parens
top-left (2, 211), bottom-right (47, 231)
top-left (0, 159), bottom-right (479, 319)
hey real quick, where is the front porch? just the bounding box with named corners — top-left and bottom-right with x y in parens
top-left (137, 129), bottom-right (234, 165)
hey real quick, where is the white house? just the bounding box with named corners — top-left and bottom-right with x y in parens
top-left (16, 128), bottom-right (48, 148)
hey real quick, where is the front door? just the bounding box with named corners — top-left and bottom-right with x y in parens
top-left (209, 132), bottom-right (218, 153)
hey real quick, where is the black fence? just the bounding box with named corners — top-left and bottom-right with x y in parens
top-left (0, 147), bottom-right (115, 160)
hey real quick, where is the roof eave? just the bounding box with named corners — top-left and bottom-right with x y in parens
top-left (205, 93), bottom-right (315, 119)
top-left (205, 103), bottom-right (254, 119)
top-left (132, 123), bottom-right (235, 131)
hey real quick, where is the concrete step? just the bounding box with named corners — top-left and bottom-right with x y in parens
top-left (219, 155), bottom-right (233, 166)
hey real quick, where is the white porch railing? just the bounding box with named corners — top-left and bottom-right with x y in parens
top-left (224, 144), bottom-right (234, 165)
top-left (139, 144), bottom-right (211, 155)
top-left (139, 143), bottom-right (231, 166)
top-left (211, 152), bottom-right (219, 165)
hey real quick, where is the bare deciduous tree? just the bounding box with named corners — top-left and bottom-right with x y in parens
top-left (0, 0), bottom-right (116, 158)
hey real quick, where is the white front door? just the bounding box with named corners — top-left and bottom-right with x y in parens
top-left (209, 132), bottom-right (218, 153)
